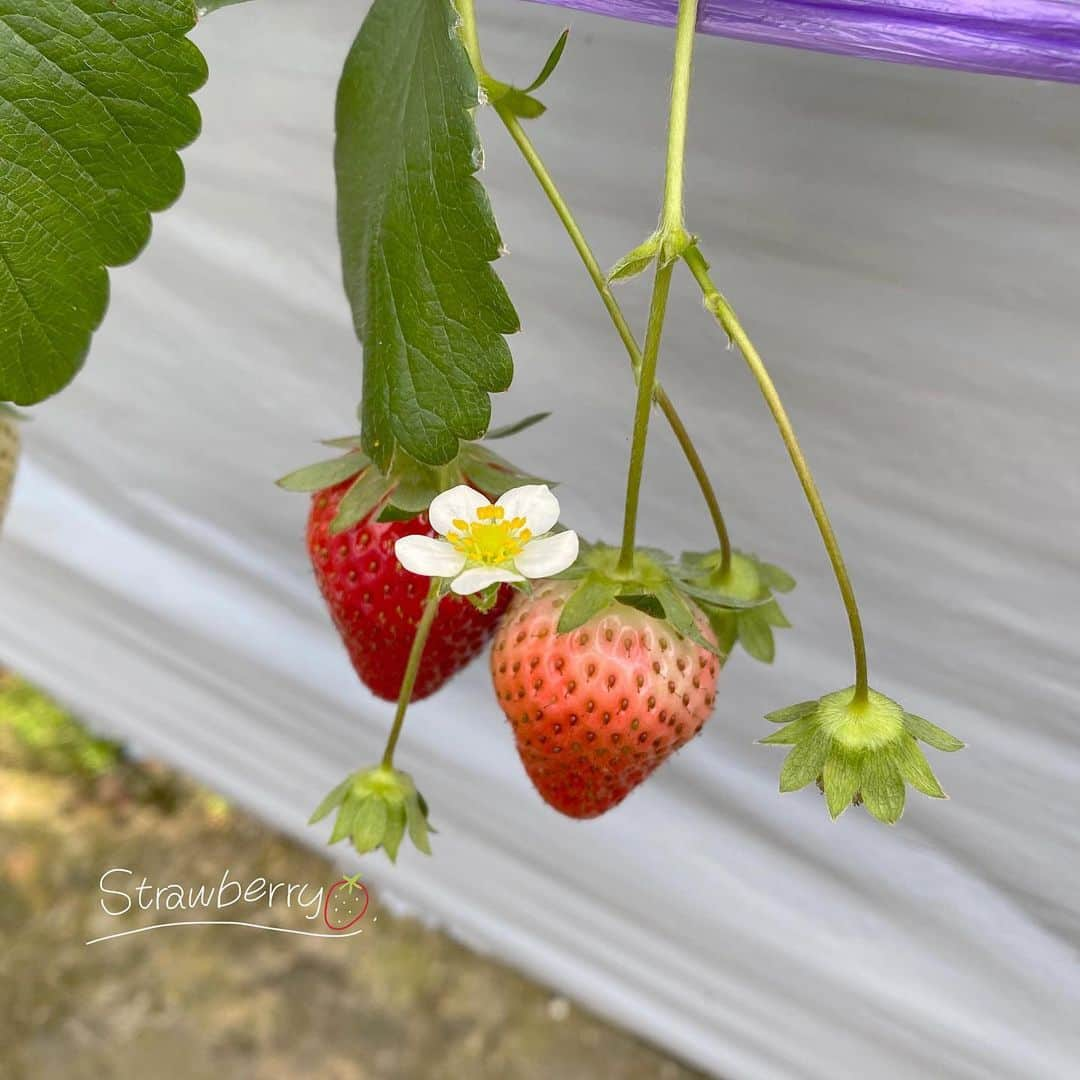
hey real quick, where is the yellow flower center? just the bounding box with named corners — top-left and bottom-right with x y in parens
top-left (448, 505), bottom-right (532, 566)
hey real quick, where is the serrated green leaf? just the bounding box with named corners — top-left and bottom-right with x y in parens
top-left (759, 562), bottom-right (796, 593)
top-left (196, 0), bottom-right (251, 13)
top-left (778, 730), bottom-right (831, 793)
top-left (276, 452), bottom-right (368, 492)
top-left (765, 700), bottom-right (819, 725)
top-left (330, 468), bottom-right (390, 534)
top-left (860, 758), bottom-right (906, 824)
top-left (737, 609), bottom-right (776, 664)
top-left (0, 0), bottom-right (207, 404)
top-left (821, 746), bottom-right (862, 819)
top-left (894, 736), bottom-right (947, 798)
top-left (308, 776), bottom-right (353, 825)
top-left (902, 713), bottom-right (964, 752)
top-left (558, 576), bottom-right (619, 634)
top-left (351, 795), bottom-right (389, 853)
top-left (484, 412), bottom-right (551, 440)
top-left (336, 0), bottom-right (518, 469)
top-left (522, 27), bottom-right (569, 93)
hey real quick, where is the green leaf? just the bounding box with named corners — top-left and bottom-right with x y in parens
top-left (778, 730), bottom-right (830, 793)
top-left (522, 27), bottom-right (569, 93)
top-left (335, 0), bottom-right (518, 469)
top-left (330, 468), bottom-right (390, 534)
top-left (902, 713), bottom-right (965, 752)
top-left (557, 576), bottom-right (619, 634)
top-left (484, 412), bottom-right (551, 440)
top-left (0, 0), bottom-right (207, 404)
top-left (276, 452), bottom-right (368, 492)
top-left (737, 609), bottom-right (776, 664)
top-left (308, 776), bottom-right (354, 825)
top-left (196, 0), bottom-right (251, 13)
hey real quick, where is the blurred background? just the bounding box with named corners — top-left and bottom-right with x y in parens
top-left (1, 1), bottom-right (1078, 1076)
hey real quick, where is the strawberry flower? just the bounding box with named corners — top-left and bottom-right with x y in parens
top-left (394, 484), bottom-right (579, 595)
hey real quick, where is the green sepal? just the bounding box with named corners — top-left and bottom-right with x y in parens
top-left (483, 28), bottom-right (569, 122)
top-left (761, 688), bottom-right (962, 824)
top-left (311, 765), bottom-right (433, 862)
top-left (378, 503), bottom-right (420, 523)
top-left (903, 713), bottom-right (965, 752)
top-left (654, 582), bottom-right (721, 657)
top-left (276, 452), bottom-right (369, 492)
top-left (557, 576), bottom-right (621, 634)
top-left (521, 27), bottom-right (569, 94)
top-left (308, 776), bottom-right (353, 825)
top-left (616, 594), bottom-right (667, 619)
top-left (469, 583), bottom-right (505, 613)
top-left (330, 468), bottom-right (391, 534)
top-left (499, 89), bottom-right (547, 119)
top-left (608, 233), bottom-right (660, 283)
top-left (681, 549), bottom-right (796, 665)
top-left (736, 608), bottom-right (775, 664)
top-left (484, 412), bottom-right (551, 440)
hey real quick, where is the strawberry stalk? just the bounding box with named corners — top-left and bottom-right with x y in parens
top-left (456, 0), bottom-right (733, 575)
top-left (615, 0), bottom-right (699, 575)
top-left (381, 576), bottom-right (443, 767)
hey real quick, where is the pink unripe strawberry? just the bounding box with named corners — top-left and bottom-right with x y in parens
top-left (491, 580), bottom-right (721, 818)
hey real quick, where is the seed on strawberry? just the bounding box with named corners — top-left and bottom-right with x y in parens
top-left (490, 580), bottom-right (721, 818)
top-left (307, 477), bottom-right (512, 702)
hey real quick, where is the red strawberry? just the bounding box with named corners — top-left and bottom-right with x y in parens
top-left (308, 477), bottom-right (512, 702)
top-left (323, 872), bottom-right (370, 931)
top-left (491, 580), bottom-right (721, 818)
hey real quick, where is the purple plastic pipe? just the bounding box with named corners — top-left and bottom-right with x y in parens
top-left (527, 0), bottom-right (1080, 83)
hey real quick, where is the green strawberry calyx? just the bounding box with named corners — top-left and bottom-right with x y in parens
top-left (276, 420), bottom-right (553, 536)
top-left (309, 764), bottom-right (434, 862)
top-left (680, 549), bottom-right (796, 664)
top-left (761, 687), bottom-right (964, 824)
top-left (549, 540), bottom-right (769, 658)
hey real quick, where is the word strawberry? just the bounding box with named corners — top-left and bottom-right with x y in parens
top-left (323, 872), bottom-right (370, 931)
top-left (280, 426), bottom-right (549, 702)
top-left (491, 577), bottom-right (721, 818)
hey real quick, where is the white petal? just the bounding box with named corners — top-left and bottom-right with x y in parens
top-left (394, 535), bottom-right (466, 578)
top-left (449, 565), bottom-right (524, 595)
top-left (496, 484), bottom-right (560, 537)
top-left (428, 485), bottom-right (490, 536)
top-left (513, 530), bottom-right (579, 579)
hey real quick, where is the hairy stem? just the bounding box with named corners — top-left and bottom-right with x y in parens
top-left (494, 106), bottom-right (730, 569)
top-left (683, 245), bottom-right (869, 701)
top-left (616, 0), bottom-right (700, 573)
top-left (617, 261), bottom-right (675, 571)
top-left (381, 577), bottom-right (442, 767)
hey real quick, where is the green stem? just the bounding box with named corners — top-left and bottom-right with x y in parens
top-left (617, 261), bottom-right (675, 572)
top-left (616, 0), bottom-right (699, 574)
top-left (381, 577), bottom-right (442, 767)
top-left (493, 105), bottom-right (730, 571)
top-left (683, 246), bottom-right (870, 701)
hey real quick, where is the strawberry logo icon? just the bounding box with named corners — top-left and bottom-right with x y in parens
top-left (322, 872), bottom-right (370, 932)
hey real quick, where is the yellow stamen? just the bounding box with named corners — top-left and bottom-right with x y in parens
top-left (448, 505), bottom-right (532, 566)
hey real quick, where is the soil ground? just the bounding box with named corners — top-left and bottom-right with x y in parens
top-left (0, 672), bottom-right (705, 1079)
